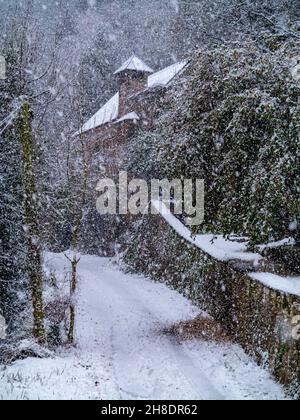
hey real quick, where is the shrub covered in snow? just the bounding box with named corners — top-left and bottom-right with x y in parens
top-left (128, 37), bottom-right (300, 246)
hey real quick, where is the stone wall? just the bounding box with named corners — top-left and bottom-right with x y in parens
top-left (124, 213), bottom-right (300, 396)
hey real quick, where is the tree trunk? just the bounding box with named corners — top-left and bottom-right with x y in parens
top-left (68, 257), bottom-right (78, 345)
top-left (20, 102), bottom-right (46, 345)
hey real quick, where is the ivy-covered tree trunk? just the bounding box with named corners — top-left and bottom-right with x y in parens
top-left (20, 102), bottom-right (46, 345)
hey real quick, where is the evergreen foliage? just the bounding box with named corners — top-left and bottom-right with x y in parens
top-left (128, 38), bottom-right (300, 246)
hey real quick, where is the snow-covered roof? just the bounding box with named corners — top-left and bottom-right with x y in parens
top-left (148, 61), bottom-right (187, 88)
top-left (114, 55), bottom-right (154, 75)
top-left (152, 200), bottom-right (262, 264)
top-left (79, 60), bottom-right (188, 134)
top-left (79, 92), bottom-right (119, 134)
top-left (115, 112), bottom-right (140, 124)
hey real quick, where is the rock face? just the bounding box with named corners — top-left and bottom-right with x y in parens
top-left (125, 213), bottom-right (300, 396)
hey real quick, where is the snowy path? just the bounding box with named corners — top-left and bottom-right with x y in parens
top-left (0, 254), bottom-right (287, 400)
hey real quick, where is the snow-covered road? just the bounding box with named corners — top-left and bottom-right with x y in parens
top-left (0, 254), bottom-right (287, 400)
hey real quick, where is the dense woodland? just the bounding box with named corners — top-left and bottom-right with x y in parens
top-left (0, 0), bottom-right (300, 359)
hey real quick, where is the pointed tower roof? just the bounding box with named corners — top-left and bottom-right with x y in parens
top-left (114, 55), bottom-right (154, 75)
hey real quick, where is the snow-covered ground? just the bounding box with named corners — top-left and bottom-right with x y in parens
top-left (0, 254), bottom-right (288, 400)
